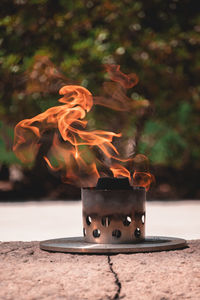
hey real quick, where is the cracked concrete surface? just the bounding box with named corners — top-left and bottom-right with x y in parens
top-left (0, 242), bottom-right (116, 300)
top-left (108, 256), bottom-right (121, 299)
top-left (111, 240), bottom-right (200, 300)
top-left (0, 241), bottom-right (200, 300)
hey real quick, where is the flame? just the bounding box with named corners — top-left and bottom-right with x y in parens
top-left (110, 164), bottom-right (131, 182)
top-left (13, 64), bottom-right (153, 190)
top-left (133, 172), bottom-right (155, 191)
top-left (25, 55), bottom-right (75, 94)
top-left (104, 64), bottom-right (139, 89)
top-left (94, 65), bottom-right (149, 111)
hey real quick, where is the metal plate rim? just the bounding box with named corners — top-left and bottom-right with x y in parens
top-left (40, 236), bottom-right (187, 254)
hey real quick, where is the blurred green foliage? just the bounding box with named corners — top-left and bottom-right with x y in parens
top-left (0, 0), bottom-right (200, 169)
top-left (0, 121), bottom-right (19, 164)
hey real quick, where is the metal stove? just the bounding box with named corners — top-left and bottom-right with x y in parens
top-left (40, 178), bottom-right (187, 254)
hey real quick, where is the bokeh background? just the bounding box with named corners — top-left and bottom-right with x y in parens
top-left (0, 0), bottom-right (200, 200)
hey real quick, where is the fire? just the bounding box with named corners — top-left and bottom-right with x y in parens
top-left (94, 65), bottom-right (149, 111)
top-left (110, 164), bottom-right (131, 182)
top-left (104, 64), bottom-right (139, 89)
top-left (133, 172), bottom-right (154, 191)
top-left (13, 63), bottom-right (153, 189)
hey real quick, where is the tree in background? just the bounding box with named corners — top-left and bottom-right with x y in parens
top-left (0, 0), bottom-right (200, 198)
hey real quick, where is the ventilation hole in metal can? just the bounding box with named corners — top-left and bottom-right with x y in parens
top-left (86, 216), bottom-right (92, 226)
top-left (83, 228), bottom-right (86, 236)
top-left (134, 227), bottom-right (141, 238)
top-left (112, 229), bottom-right (121, 238)
top-left (102, 216), bottom-right (110, 227)
top-left (123, 215), bottom-right (132, 226)
top-left (141, 214), bottom-right (145, 224)
top-left (93, 229), bottom-right (101, 238)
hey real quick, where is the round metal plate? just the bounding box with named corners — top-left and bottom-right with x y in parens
top-left (40, 236), bottom-right (187, 254)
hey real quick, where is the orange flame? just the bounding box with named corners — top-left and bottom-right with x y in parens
top-left (13, 64), bottom-right (153, 190)
top-left (25, 55), bottom-right (75, 94)
top-left (94, 65), bottom-right (149, 111)
top-left (133, 172), bottom-right (155, 191)
top-left (110, 164), bottom-right (131, 182)
top-left (105, 64), bottom-right (139, 89)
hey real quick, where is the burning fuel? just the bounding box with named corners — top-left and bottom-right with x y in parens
top-left (13, 63), bottom-right (154, 189)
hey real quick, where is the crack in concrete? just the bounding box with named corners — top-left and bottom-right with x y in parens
top-left (108, 256), bottom-right (122, 300)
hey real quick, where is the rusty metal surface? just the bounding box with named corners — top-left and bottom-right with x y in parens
top-left (82, 187), bottom-right (146, 244)
top-left (81, 187), bottom-right (146, 216)
top-left (40, 236), bottom-right (187, 254)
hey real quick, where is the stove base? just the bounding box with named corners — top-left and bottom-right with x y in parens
top-left (40, 236), bottom-right (187, 254)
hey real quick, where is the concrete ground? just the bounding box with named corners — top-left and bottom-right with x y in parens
top-left (0, 240), bottom-right (199, 299)
top-left (0, 200), bottom-right (199, 241)
top-left (0, 200), bottom-right (200, 299)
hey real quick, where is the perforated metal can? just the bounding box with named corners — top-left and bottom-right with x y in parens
top-left (40, 177), bottom-right (187, 253)
top-left (82, 181), bottom-right (146, 244)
